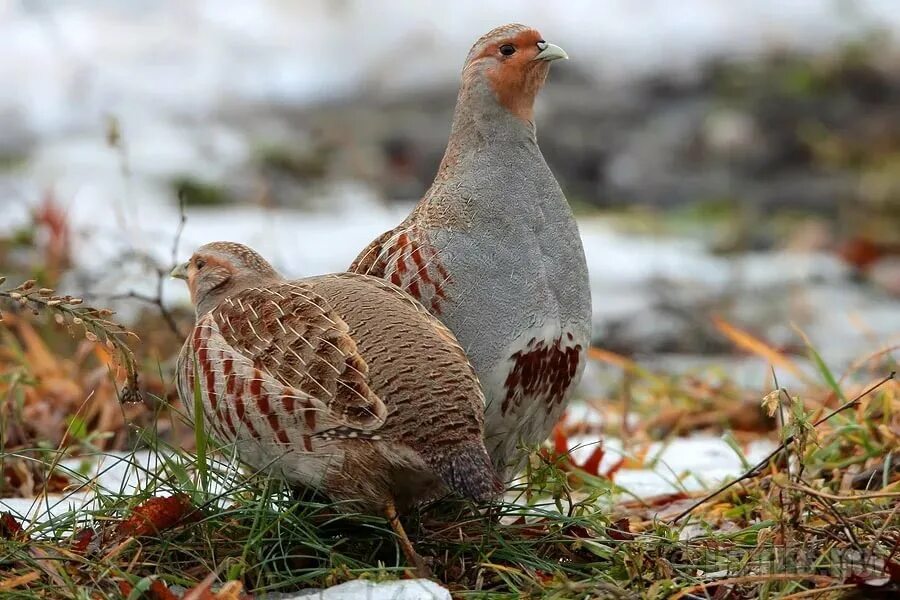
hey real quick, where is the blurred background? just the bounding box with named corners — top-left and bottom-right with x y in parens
top-left (1, 0), bottom-right (898, 396)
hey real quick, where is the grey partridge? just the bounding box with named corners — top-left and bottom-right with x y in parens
top-left (172, 241), bottom-right (501, 574)
top-left (350, 24), bottom-right (592, 479)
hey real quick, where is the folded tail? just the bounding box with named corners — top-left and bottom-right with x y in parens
top-left (431, 442), bottom-right (504, 502)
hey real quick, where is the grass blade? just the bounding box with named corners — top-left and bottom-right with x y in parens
top-left (192, 355), bottom-right (208, 493)
top-left (792, 324), bottom-right (847, 403)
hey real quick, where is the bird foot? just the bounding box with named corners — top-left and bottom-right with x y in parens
top-left (384, 500), bottom-right (431, 579)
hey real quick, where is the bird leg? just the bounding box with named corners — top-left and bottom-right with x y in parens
top-left (384, 500), bottom-right (431, 578)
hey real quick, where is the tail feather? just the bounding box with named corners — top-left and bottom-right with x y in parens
top-left (431, 443), bottom-right (504, 502)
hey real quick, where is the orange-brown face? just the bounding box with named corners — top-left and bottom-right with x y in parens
top-left (464, 26), bottom-right (568, 123)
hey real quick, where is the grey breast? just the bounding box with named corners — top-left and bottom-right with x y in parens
top-left (425, 147), bottom-right (592, 376)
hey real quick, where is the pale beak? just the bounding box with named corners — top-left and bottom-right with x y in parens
top-left (534, 41), bottom-right (568, 62)
top-left (171, 262), bottom-right (189, 280)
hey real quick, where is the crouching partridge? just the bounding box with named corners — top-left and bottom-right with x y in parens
top-left (351, 24), bottom-right (592, 479)
top-left (172, 242), bottom-right (501, 574)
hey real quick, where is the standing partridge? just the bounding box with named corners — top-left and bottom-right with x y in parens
top-left (350, 24), bottom-right (592, 479)
top-left (172, 241), bottom-right (500, 574)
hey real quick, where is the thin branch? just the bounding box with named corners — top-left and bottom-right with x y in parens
top-left (91, 198), bottom-right (189, 339)
top-left (670, 371), bottom-right (896, 524)
top-left (172, 193), bottom-right (187, 267)
top-left (106, 288), bottom-right (182, 338)
top-left (784, 484), bottom-right (900, 502)
top-left (670, 573), bottom-right (838, 600)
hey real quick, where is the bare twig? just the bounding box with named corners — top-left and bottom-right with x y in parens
top-left (154, 195), bottom-right (188, 338)
top-left (87, 199), bottom-right (189, 339)
top-left (784, 484), bottom-right (900, 502)
top-left (670, 371), bottom-right (896, 523)
top-left (800, 485), bottom-right (865, 554)
top-left (670, 573), bottom-right (838, 600)
top-left (106, 288), bottom-right (182, 338)
top-left (171, 193), bottom-right (187, 267)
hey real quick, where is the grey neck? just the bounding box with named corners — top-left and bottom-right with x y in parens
top-left (442, 77), bottom-right (539, 173)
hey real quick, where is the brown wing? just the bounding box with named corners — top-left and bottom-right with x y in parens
top-left (211, 282), bottom-right (386, 430)
top-left (349, 224), bottom-right (453, 316)
top-left (349, 228), bottom-right (395, 279)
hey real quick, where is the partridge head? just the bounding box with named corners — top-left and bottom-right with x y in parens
top-left (171, 241), bottom-right (279, 315)
top-left (460, 23), bottom-right (568, 124)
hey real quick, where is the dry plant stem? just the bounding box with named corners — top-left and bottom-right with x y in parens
top-left (784, 484), bottom-right (900, 501)
top-left (670, 371), bottom-right (896, 524)
top-left (670, 573), bottom-right (839, 600)
top-left (384, 500), bottom-right (431, 578)
top-left (0, 278), bottom-right (141, 402)
top-left (768, 583), bottom-right (858, 600)
top-left (109, 287), bottom-right (181, 338)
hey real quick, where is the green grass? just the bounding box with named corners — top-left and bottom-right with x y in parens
top-left (0, 373), bottom-right (898, 599)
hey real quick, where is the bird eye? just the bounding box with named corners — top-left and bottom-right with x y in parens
top-left (499, 44), bottom-right (515, 56)
top-left (195, 258), bottom-right (206, 270)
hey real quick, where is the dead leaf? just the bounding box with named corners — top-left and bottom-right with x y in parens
top-left (887, 559), bottom-right (900, 583)
top-left (761, 390), bottom-right (781, 417)
top-left (116, 494), bottom-right (195, 539)
top-left (69, 528), bottom-right (95, 554)
top-left (606, 517), bottom-right (637, 541)
top-left (148, 579), bottom-right (181, 600)
top-left (0, 511), bottom-right (26, 540)
top-left (711, 316), bottom-right (811, 383)
top-left (0, 571), bottom-right (41, 591)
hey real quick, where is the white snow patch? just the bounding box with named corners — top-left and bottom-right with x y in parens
top-left (276, 579), bottom-right (450, 600)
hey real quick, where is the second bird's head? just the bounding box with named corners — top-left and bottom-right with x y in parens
top-left (172, 242), bottom-right (281, 315)
top-left (461, 23), bottom-right (568, 124)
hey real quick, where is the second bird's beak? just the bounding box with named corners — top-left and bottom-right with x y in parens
top-left (534, 41), bottom-right (568, 62)
top-left (171, 262), bottom-right (189, 280)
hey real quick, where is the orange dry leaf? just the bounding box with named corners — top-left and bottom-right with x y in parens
top-left (116, 494), bottom-right (195, 539)
top-left (211, 581), bottom-right (246, 600)
top-left (711, 316), bottom-right (810, 382)
top-left (0, 572), bottom-right (42, 592)
top-left (34, 191), bottom-right (72, 282)
top-left (543, 420), bottom-right (623, 482)
top-left (69, 528), bottom-right (95, 554)
top-left (181, 573), bottom-right (247, 600)
top-left (588, 347), bottom-right (637, 371)
top-left (148, 580), bottom-right (181, 600)
top-left (621, 491), bottom-right (691, 509)
top-left (619, 446), bottom-right (649, 470)
top-left (0, 312), bottom-right (150, 468)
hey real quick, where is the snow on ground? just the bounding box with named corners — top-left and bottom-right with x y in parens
top-left (276, 579), bottom-right (450, 600)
